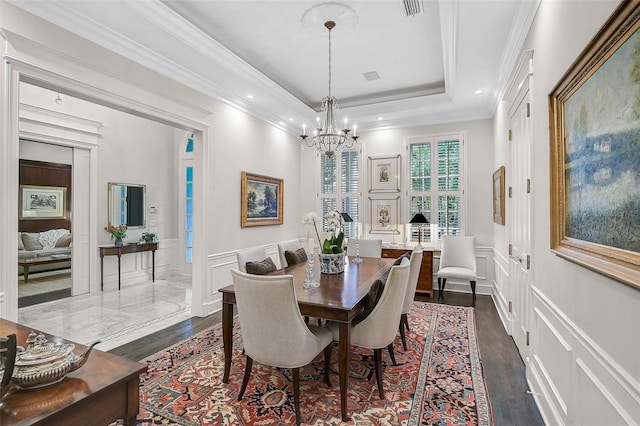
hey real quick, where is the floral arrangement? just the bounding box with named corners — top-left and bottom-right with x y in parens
top-left (104, 224), bottom-right (127, 241)
top-left (302, 211), bottom-right (344, 254)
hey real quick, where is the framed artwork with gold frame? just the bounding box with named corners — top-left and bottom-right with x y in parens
top-left (241, 172), bottom-right (283, 227)
top-left (549, 1), bottom-right (640, 289)
top-left (493, 166), bottom-right (505, 225)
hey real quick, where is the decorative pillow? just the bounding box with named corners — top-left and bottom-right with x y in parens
top-left (22, 233), bottom-right (43, 251)
top-left (55, 234), bottom-right (73, 247)
top-left (284, 248), bottom-right (307, 266)
top-left (245, 257), bottom-right (277, 275)
top-left (18, 233), bottom-right (25, 251)
top-left (353, 279), bottom-right (385, 325)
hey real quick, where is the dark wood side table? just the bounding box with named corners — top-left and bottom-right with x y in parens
top-left (0, 319), bottom-right (147, 426)
top-left (382, 247), bottom-right (433, 297)
top-left (99, 242), bottom-right (158, 290)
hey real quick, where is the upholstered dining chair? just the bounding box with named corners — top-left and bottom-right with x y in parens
top-left (0, 333), bottom-right (17, 398)
top-left (277, 239), bottom-right (307, 269)
top-left (346, 238), bottom-right (383, 258)
top-left (235, 246), bottom-right (268, 273)
top-left (327, 257), bottom-right (410, 399)
top-left (230, 269), bottom-right (333, 425)
top-left (398, 247), bottom-right (423, 351)
top-left (437, 235), bottom-right (477, 306)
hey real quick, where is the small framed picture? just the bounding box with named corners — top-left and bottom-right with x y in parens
top-left (493, 166), bottom-right (505, 225)
top-left (19, 185), bottom-right (67, 220)
top-left (241, 171), bottom-right (284, 227)
top-left (369, 196), bottom-right (401, 234)
top-left (369, 154), bottom-right (401, 193)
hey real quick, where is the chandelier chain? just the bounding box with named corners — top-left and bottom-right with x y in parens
top-left (327, 25), bottom-right (332, 99)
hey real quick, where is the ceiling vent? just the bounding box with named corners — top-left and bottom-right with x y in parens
top-left (401, 0), bottom-right (423, 17)
top-left (363, 71), bottom-right (380, 81)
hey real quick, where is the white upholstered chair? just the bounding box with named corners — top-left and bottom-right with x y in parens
top-left (235, 246), bottom-right (268, 273)
top-left (346, 238), bottom-right (382, 258)
top-left (327, 257), bottom-right (410, 399)
top-left (277, 239), bottom-right (306, 269)
top-left (437, 236), bottom-right (477, 306)
top-left (230, 269), bottom-right (333, 425)
top-left (399, 248), bottom-right (423, 351)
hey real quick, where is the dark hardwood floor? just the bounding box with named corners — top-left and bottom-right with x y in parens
top-left (110, 291), bottom-right (544, 425)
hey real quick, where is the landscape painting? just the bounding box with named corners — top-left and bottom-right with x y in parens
top-left (19, 185), bottom-right (66, 219)
top-left (562, 28), bottom-right (640, 253)
top-left (241, 172), bottom-right (283, 227)
top-left (549, 1), bottom-right (640, 289)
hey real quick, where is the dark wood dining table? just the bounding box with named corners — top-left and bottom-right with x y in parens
top-left (219, 255), bottom-right (394, 422)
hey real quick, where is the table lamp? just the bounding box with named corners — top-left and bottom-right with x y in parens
top-left (409, 213), bottom-right (429, 248)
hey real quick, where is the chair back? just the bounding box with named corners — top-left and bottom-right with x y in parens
top-left (0, 333), bottom-right (17, 397)
top-left (402, 248), bottom-right (424, 314)
top-left (439, 236), bottom-right (476, 272)
top-left (346, 239), bottom-right (383, 258)
top-left (235, 246), bottom-right (268, 273)
top-left (230, 269), bottom-right (326, 368)
top-left (351, 258), bottom-right (410, 349)
top-left (277, 239), bottom-right (305, 269)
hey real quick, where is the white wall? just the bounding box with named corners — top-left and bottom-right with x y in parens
top-left (493, 1), bottom-right (640, 424)
top-left (19, 140), bottom-right (72, 164)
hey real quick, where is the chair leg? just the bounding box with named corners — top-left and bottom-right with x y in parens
top-left (292, 367), bottom-right (301, 426)
top-left (373, 348), bottom-right (385, 399)
top-left (403, 312), bottom-right (410, 332)
top-left (438, 278), bottom-right (447, 300)
top-left (238, 356), bottom-right (253, 400)
top-left (399, 314), bottom-right (408, 351)
top-left (323, 344), bottom-right (332, 387)
top-left (470, 280), bottom-right (477, 306)
top-left (387, 343), bottom-right (397, 366)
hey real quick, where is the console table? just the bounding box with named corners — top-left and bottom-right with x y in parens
top-left (382, 247), bottom-right (434, 297)
top-left (99, 242), bottom-right (158, 290)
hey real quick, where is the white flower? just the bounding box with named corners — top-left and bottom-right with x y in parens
top-left (325, 210), bottom-right (341, 228)
top-left (302, 211), bottom-right (318, 226)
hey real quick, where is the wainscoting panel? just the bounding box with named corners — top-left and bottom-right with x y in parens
top-left (432, 246), bottom-right (494, 295)
top-left (528, 288), bottom-right (639, 426)
top-left (491, 248), bottom-right (511, 333)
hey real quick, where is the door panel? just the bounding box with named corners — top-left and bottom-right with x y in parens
top-left (509, 82), bottom-right (532, 357)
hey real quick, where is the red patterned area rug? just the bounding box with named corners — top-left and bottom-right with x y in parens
top-left (136, 302), bottom-right (492, 425)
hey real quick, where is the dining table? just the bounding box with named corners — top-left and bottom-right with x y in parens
top-left (219, 255), bottom-right (395, 422)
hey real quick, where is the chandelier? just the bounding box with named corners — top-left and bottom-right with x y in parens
top-left (300, 20), bottom-right (358, 158)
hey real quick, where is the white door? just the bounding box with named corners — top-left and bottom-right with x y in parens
top-left (72, 147), bottom-right (91, 295)
top-left (509, 76), bottom-right (532, 357)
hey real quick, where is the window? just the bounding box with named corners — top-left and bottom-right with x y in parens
top-left (409, 134), bottom-right (463, 243)
top-left (184, 134), bottom-right (194, 263)
top-left (319, 149), bottom-right (360, 238)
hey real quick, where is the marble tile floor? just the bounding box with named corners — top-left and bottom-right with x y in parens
top-left (18, 276), bottom-right (192, 352)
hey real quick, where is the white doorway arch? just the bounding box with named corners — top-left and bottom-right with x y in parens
top-left (1, 40), bottom-right (211, 320)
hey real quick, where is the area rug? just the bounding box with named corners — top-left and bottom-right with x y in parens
top-left (135, 302), bottom-right (491, 425)
top-left (18, 270), bottom-right (71, 297)
top-left (136, 302), bottom-right (492, 425)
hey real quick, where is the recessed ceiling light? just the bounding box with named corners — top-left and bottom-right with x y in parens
top-left (288, 118), bottom-right (294, 121)
top-left (246, 94), bottom-right (254, 99)
top-left (377, 117), bottom-right (384, 121)
top-left (474, 89), bottom-right (483, 95)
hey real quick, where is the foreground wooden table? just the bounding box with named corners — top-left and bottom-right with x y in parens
top-left (0, 319), bottom-right (147, 425)
top-left (220, 256), bottom-right (394, 422)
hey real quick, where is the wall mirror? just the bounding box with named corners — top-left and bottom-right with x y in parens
top-left (108, 182), bottom-right (146, 228)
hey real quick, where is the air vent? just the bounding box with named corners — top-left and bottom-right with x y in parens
top-left (401, 0), bottom-right (423, 17)
top-left (363, 71), bottom-right (380, 81)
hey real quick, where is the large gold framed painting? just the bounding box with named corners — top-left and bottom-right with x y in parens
top-left (549, 1), bottom-right (640, 289)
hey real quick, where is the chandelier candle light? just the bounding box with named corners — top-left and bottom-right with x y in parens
top-left (300, 20), bottom-right (358, 158)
